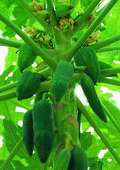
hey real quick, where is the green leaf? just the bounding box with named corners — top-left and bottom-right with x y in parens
top-left (12, 5), bottom-right (29, 26)
top-left (3, 119), bottom-right (24, 158)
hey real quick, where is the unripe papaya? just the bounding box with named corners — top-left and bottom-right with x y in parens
top-left (23, 110), bottom-right (34, 156)
top-left (33, 100), bottom-right (54, 163)
top-left (74, 47), bottom-right (100, 83)
top-left (52, 61), bottom-right (74, 101)
top-left (18, 44), bottom-right (36, 72)
top-left (80, 73), bottom-right (107, 122)
top-left (16, 71), bottom-right (43, 100)
top-left (68, 146), bottom-right (88, 170)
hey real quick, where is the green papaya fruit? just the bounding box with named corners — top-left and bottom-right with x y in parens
top-left (33, 100), bottom-right (54, 163)
top-left (55, 3), bottom-right (73, 17)
top-left (80, 73), bottom-right (107, 122)
top-left (68, 146), bottom-right (88, 170)
top-left (18, 44), bottom-right (36, 72)
top-left (23, 110), bottom-right (34, 156)
top-left (52, 61), bottom-right (74, 101)
top-left (16, 71), bottom-right (43, 100)
top-left (74, 47), bottom-right (100, 83)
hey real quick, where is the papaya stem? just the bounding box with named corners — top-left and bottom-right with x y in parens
top-left (76, 97), bottom-right (120, 166)
top-left (54, 28), bottom-right (71, 49)
top-left (1, 138), bottom-right (23, 170)
top-left (0, 12), bottom-right (57, 69)
top-left (91, 34), bottom-right (120, 49)
top-left (64, 0), bottom-right (118, 60)
top-left (0, 38), bottom-right (22, 48)
top-left (15, 0), bottom-right (49, 31)
top-left (0, 82), bottom-right (17, 93)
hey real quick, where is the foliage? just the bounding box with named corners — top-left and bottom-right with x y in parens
top-left (0, 0), bottom-right (120, 170)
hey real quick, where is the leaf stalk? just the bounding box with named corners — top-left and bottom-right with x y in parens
top-left (0, 38), bottom-right (22, 48)
top-left (76, 97), bottom-right (120, 166)
top-left (65, 0), bottom-right (119, 60)
top-left (0, 12), bottom-right (57, 69)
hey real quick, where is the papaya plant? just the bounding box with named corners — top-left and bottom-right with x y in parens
top-left (0, 0), bottom-right (120, 169)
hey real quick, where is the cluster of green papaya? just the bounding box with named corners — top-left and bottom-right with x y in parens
top-left (16, 40), bottom-right (114, 168)
top-left (23, 106), bottom-right (88, 168)
top-left (17, 44), bottom-right (55, 162)
top-left (16, 43), bottom-right (47, 100)
top-left (17, 51), bottom-right (87, 167)
top-left (23, 100), bottom-right (55, 163)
